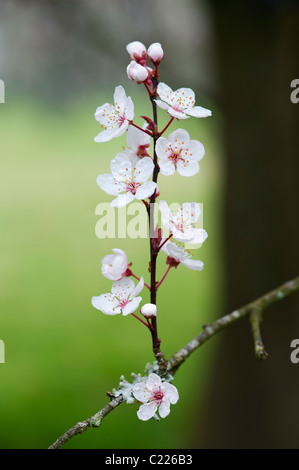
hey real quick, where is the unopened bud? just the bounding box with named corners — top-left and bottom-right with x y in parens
top-left (148, 42), bottom-right (164, 66)
top-left (127, 61), bottom-right (149, 84)
top-left (126, 41), bottom-right (147, 65)
top-left (141, 303), bottom-right (157, 318)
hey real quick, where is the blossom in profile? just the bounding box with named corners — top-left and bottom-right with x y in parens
top-left (94, 86), bottom-right (134, 142)
top-left (155, 82), bottom-right (211, 120)
top-left (126, 61), bottom-right (149, 84)
top-left (159, 200), bottom-right (208, 244)
top-left (160, 240), bottom-right (204, 271)
top-left (97, 154), bottom-right (157, 207)
top-left (91, 277), bottom-right (144, 316)
top-left (101, 249), bottom-right (128, 281)
top-left (156, 128), bottom-right (205, 177)
top-left (132, 373), bottom-right (179, 421)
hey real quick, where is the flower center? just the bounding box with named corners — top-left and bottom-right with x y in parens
top-left (152, 388), bottom-right (164, 404)
top-left (126, 180), bottom-right (141, 194)
top-left (118, 298), bottom-right (130, 309)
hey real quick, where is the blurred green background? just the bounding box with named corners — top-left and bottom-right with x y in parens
top-left (0, 0), bottom-right (224, 449)
top-left (1, 0), bottom-right (299, 450)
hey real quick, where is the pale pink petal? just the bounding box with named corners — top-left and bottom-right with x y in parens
top-left (135, 181), bottom-right (157, 199)
top-left (177, 160), bottom-right (199, 177)
top-left (146, 373), bottom-right (162, 390)
top-left (167, 128), bottom-right (190, 145)
top-left (96, 174), bottom-right (122, 196)
top-left (188, 140), bottom-right (205, 161)
top-left (155, 136), bottom-right (172, 159)
top-left (181, 258), bottom-right (204, 271)
top-left (159, 160), bottom-right (176, 176)
top-left (124, 96), bottom-right (134, 120)
top-left (158, 399), bottom-right (171, 418)
top-left (113, 85), bottom-right (127, 113)
top-left (137, 402), bottom-right (158, 421)
top-left (111, 277), bottom-right (135, 298)
top-left (130, 277), bottom-right (144, 298)
top-left (91, 294), bottom-right (120, 315)
top-left (186, 105), bottom-right (212, 118)
top-left (156, 82), bottom-right (173, 103)
top-left (111, 192), bottom-right (135, 207)
top-left (122, 296), bottom-right (142, 315)
top-left (134, 157), bottom-right (154, 183)
top-left (94, 127), bottom-right (120, 143)
top-left (110, 154), bottom-right (132, 181)
top-left (161, 382), bottom-right (179, 404)
top-left (132, 383), bottom-right (151, 403)
top-left (168, 108), bottom-right (189, 120)
top-left (155, 100), bottom-right (170, 111)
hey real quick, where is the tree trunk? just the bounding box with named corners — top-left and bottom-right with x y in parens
top-left (197, 1), bottom-right (299, 448)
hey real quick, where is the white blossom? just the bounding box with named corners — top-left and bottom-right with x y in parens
top-left (91, 277), bottom-right (144, 316)
top-left (94, 86), bottom-right (134, 142)
top-left (156, 128), bottom-right (205, 176)
top-left (155, 82), bottom-right (211, 120)
top-left (159, 200), bottom-right (208, 244)
top-left (148, 42), bottom-right (164, 66)
top-left (140, 303), bottom-right (157, 318)
top-left (132, 373), bottom-right (179, 421)
top-left (97, 154), bottom-right (157, 207)
top-left (101, 249), bottom-right (128, 281)
top-left (126, 61), bottom-right (149, 84)
top-left (161, 240), bottom-right (204, 271)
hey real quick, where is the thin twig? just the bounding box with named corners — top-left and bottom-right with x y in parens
top-left (249, 308), bottom-right (268, 360)
top-left (48, 276), bottom-right (299, 449)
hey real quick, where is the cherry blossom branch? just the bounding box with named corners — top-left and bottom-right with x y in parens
top-left (48, 394), bottom-right (124, 449)
top-left (48, 275), bottom-right (299, 449)
top-left (157, 234), bottom-right (173, 252)
top-left (249, 308), bottom-right (268, 360)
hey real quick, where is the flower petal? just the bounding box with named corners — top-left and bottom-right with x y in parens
top-left (137, 402), bottom-right (158, 421)
top-left (146, 373), bottom-right (162, 390)
top-left (159, 200), bottom-right (172, 231)
top-left (94, 127), bottom-right (120, 143)
top-left (161, 382), bottom-right (179, 404)
top-left (113, 85), bottom-right (127, 112)
top-left (177, 160), bottom-right (199, 177)
top-left (158, 399), bottom-right (171, 418)
top-left (155, 100), bottom-right (170, 111)
top-left (132, 382), bottom-right (151, 403)
top-left (135, 181), bottom-right (157, 199)
top-left (111, 277), bottom-right (135, 298)
top-left (131, 277), bottom-right (144, 297)
top-left (167, 108), bottom-right (189, 120)
top-left (111, 192), bottom-right (135, 207)
top-left (155, 136), bottom-right (171, 159)
top-left (124, 96), bottom-right (135, 120)
top-left (167, 128), bottom-right (190, 145)
top-left (122, 296), bottom-right (142, 315)
top-left (186, 105), bottom-right (212, 118)
top-left (110, 154), bottom-right (132, 181)
top-left (96, 174), bottom-right (122, 196)
top-left (91, 294), bottom-right (120, 315)
top-left (156, 82), bottom-right (173, 103)
top-left (159, 160), bottom-right (176, 176)
top-left (134, 157), bottom-right (154, 183)
top-left (181, 258), bottom-right (204, 271)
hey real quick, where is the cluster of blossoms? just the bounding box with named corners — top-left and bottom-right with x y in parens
top-left (92, 41), bottom-right (211, 420)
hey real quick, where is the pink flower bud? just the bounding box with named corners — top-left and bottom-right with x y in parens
top-left (127, 61), bottom-right (149, 84)
top-left (148, 42), bottom-right (164, 66)
top-left (126, 41), bottom-right (147, 64)
top-left (140, 303), bottom-right (157, 318)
